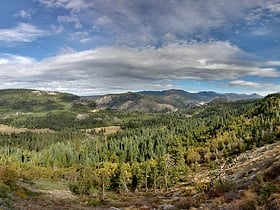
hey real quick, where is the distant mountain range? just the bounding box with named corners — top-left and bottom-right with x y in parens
top-left (93, 89), bottom-right (262, 112)
top-left (0, 88), bottom-right (262, 113)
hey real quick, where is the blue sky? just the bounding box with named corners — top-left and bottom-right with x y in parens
top-left (0, 0), bottom-right (280, 95)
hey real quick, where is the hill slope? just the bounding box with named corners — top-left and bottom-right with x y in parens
top-left (0, 89), bottom-right (100, 130)
top-left (93, 89), bottom-right (261, 112)
top-left (0, 88), bottom-right (260, 113)
top-left (7, 141), bottom-right (279, 210)
top-left (139, 89), bottom-right (261, 107)
top-left (0, 89), bottom-right (278, 209)
top-left (0, 89), bottom-right (80, 113)
top-left (94, 92), bottom-right (176, 112)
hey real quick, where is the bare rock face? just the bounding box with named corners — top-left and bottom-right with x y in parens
top-left (118, 99), bottom-right (175, 112)
top-left (224, 141), bottom-right (280, 188)
top-left (94, 93), bottom-right (176, 112)
top-left (95, 95), bottom-right (114, 108)
top-left (75, 113), bottom-right (90, 121)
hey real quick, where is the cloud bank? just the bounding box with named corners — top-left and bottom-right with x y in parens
top-left (0, 41), bottom-right (279, 95)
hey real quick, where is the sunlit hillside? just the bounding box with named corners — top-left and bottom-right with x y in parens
top-left (0, 90), bottom-right (279, 209)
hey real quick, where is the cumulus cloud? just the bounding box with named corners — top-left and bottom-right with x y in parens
top-left (0, 23), bottom-right (45, 42)
top-left (0, 41), bottom-right (278, 95)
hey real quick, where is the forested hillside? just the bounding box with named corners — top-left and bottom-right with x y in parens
top-left (0, 90), bottom-right (279, 209)
top-left (93, 89), bottom-right (261, 111)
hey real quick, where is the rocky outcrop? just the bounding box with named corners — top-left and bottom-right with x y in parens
top-left (95, 93), bottom-right (176, 112)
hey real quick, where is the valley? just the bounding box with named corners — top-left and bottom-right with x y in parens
top-left (0, 89), bottom-right (278, 209)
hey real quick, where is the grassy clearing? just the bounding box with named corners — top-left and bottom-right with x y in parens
top-left (23, 179), bottom-right (69, 191)
top-left (83, 125), bottom-right (121, 135)
top-left (0, 124), bottom-right (55, 134)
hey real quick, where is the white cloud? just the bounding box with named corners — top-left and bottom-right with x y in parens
top-left (3, 54), bottom-right (35, 64)
top-left (38, 0), bottom-right (92, 11)
top-left (15, 9), bottom-right (33, 19)
top-left (229, 80), bottom-right (261, 88)
top-left (73, 31), bottom-right (91, 43)
top-left (84, 0), bottom-right (271, 45)
top-left (50, 25), bottom-right (64, 34)
top-left (59, 46), bottom-right (76, 54)
top-left (252, 27), bottom-right (270, 36)
top-left (37, 0), bottom-right (274, 47)
top-left (229, 80), bottom-right (280, 95)
top-left (35, 0), bottom-right (280, 50)
top-left (265, 61), bottom-right (280, 66)
top-left (265, 1), bottom-right (280, 13)
top-left (0, 23), bottom-right (45, 42)
top-left (0, 42), bottom-right (278, 94)
top-left (162, 33), bottom-right (178, 43)
top-left (96, 16), bottom-right (112, 26)
top-left (57, 15), bottom-right (82, 28)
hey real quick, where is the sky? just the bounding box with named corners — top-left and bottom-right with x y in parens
top-left (0, 0), bottom-right (280, 95)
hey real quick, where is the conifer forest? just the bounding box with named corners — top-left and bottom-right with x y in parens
top-left (0, 89), bottom-right (279, 209)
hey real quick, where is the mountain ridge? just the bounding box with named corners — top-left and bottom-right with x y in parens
top-left (0, 88), bottom-right (263, 113)
top-left (93, 89), bottom-right (262, 112)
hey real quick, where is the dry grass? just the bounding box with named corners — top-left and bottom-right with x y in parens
top-left (174, 196), bottom-right (196, 209)
top-left (83, 125), bottom-right (121, 135)
top-left (265, 193), bottom-right (280, 210)
top-left (0, 124), bottom-right (55, 134)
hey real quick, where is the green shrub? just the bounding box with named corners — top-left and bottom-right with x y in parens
top-left (260, 182), bottom-right (279, 204)
top-left (0, 166), bottom-right (18, 197)
top-left (0, 166), bottom-right (17, 191)
top-left (0, 182), bottom-right (11, 196)
top-left (209, 180), bottom-right (233, 197)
